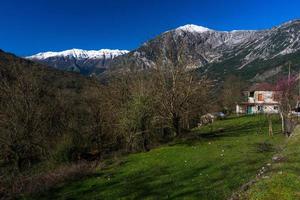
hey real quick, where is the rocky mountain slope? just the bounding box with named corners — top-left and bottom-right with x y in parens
top-left (26, 49), bottom-right (129, 75)
top-left (110, 20), bottom-right (300, 81)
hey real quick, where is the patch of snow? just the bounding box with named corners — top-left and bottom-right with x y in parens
top-left (229, 30), bottom-right (257, 33)
top-left (238, 59), bottom-right (255, 70)
top-left (175, 24), bottom-right (213, 33)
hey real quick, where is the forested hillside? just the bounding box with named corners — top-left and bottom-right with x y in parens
top-left (0, 50), bottom-right (212, 199)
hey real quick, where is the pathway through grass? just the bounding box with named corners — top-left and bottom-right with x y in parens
top-left (246, 125), bottom-right (300, 200)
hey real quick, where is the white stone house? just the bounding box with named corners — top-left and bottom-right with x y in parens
top-left (236, 83), bottom-right (280, 114)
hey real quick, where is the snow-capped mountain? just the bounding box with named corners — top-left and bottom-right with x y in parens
top-left (110, 20), bottom-right (300, 81)
top-left (111, 24), bottom-right (267, 70)
top-left (27, 49), bottom-right (129, 60)
top-left (26, 20), bottom-right (300, 81)
top-left (26, 49), bottom-right (129, 75)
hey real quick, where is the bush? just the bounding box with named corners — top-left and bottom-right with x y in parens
top-left (1, 162), bottom-right (95, 199)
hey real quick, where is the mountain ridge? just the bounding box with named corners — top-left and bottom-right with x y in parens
top-left (26, 48), bottom-right (129, 75)
top-left (27, 48), bottom-right (129, 60)
top-left (109, 19), bottom-right (300, 81)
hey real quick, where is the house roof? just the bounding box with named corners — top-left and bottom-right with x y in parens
top-left (248, 83), bottom-right (276, 92)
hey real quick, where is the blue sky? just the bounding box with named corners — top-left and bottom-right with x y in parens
top-left (0, 0), bottom-right (299, 56)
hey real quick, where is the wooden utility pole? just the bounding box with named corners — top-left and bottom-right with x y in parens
top-left (268, 114), bottom-right (273, 137)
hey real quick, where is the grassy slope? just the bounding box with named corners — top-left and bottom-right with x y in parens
top-left (246, 125), bottom-right (300, 200)
top-left (27, 115), bottom-right (284, 200)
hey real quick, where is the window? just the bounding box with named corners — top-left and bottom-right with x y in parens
top-left (258, 94), bottom-right (264, 101)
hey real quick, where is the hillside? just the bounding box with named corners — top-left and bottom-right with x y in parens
top-left (26, 115), bottom-right (285, 200)
top-left (201, 49), bottom-right (300, 83)
top-left (1, 48), bottom-right (213, 199)
top-left (0, 49), bottom-right (97, 90)
top-left (3, 1), bottom-right (300, 199)
top-left (0, 49), bottom-right (105, 198)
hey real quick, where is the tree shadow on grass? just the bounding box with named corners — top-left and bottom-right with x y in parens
top-left (33, 116), bottom-right (278, 200)
top-left (174, 122), bottom-right (263, 147)
top-left (181, 114), bottom-right (281, 147)
top-left (46, 157), bottom-right (268, 200)
top-left (105, 160), bottom-right (263, 200)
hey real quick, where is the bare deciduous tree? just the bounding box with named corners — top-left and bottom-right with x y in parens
top-left (219, 75), bottom-right (246, 114)
top-left (275, 75), bottom-right (298, 136)
top-left (0, 68), bottom-right (66, 173)
top-left (152, 65), bottom-right (211, 137)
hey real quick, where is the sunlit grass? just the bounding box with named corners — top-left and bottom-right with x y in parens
top-left (27, 115), bottom-right (285, 200)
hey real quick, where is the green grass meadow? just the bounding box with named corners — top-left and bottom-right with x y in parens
top-left (26, 115), bottom-right (286, 200)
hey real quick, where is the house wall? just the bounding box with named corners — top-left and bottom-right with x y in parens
top-left (254, 91), bottom-right (277, 104)
top-left (236, 104), bottom-right (279, 114)
top-left (236, 90), bottom-right (280, 114)
top-left (263, 105), bottom-right (279, 113)
top-left (236, 104), bottom-right (244, 113)
top-left (252, 105), bottom-right (279, 114)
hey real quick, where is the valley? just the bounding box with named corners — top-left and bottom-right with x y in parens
top-left (1, 2), bottom-right (300, 199)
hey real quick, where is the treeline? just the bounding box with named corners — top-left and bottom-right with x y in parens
top-left (0, 51), bottom-right (212, 196)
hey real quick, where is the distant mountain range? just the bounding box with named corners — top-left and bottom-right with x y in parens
top-left (26, 49), bottom-right (129, 75)
top-left (26, 19), bottom-right (300, 81)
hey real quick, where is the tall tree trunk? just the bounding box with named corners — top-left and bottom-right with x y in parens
top-left (141, 120), bottom-right (149, 152)
top-left (172, 114), bottom-right (181, 137)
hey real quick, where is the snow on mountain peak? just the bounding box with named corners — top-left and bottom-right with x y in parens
top-left (26, 49), bottom-right (129, 60)
top-left (176, 24), bottom-right (213, 33)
